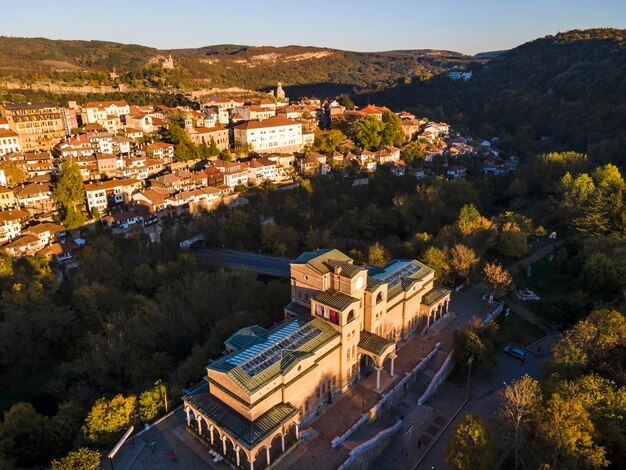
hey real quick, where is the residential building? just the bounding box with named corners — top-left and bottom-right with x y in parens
top-left (0, 102), bottom-right (66, 152)
top-left (234, 106), bottom-right (276, 122)
top-left (213, 161), bottom-right (249, 188)
top-left (183, 249), bottom-right (450, 469)
top-left (84, 179), bottom-right (142, 213)
top-left (0, 129), bottom-right (21, 155)
top-left (0, 186), bottom-right (15, 210)
top-left (81, 101), bottom-right (130, 124)
top-left (0, 209), bottom-right (30, 243)
top-left (187, 125), bottom-right (230, 150)
top-left (247, 157), bottom-right (278, 185)
top-left (446, 165), bottom-right (467, 180)
top-left (14, 183), bottom-right (53, 214)
top-left (146, 142), bottom-right (175, 160)
top-left (132, 188), bottom-right (171, 213)
top-left (234, 117), bottom-right (303, 154)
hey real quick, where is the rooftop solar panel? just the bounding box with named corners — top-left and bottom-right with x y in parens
top-left (225, 321), bottom-right (322, 377)
top-left (372, 261), bottom-right (421, 289)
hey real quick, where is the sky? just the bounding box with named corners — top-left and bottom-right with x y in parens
top-left (3, 0), bottom-right (625, 54)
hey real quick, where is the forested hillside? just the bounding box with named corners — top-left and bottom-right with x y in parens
top-left (358, 29), bottom-right (626, 164)
top-left (0, 37), bottom-right (482, 95)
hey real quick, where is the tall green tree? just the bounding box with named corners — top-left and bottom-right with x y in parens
top-left (381, 110), bottom-right (405, 147)
top-left (53, 160), bottom-right (85, 228)
top-left (353, 115), bottom-right (383, 150)
top-left (498, 375), bottom-right (541, 470)
top-left (446, 414), bottom-right (495, 470)
top-left (82, 394), bottom-right (137, 445)
top-left (530, 394), bottom-right (608, 469)
top-left (51, 448), bottom-right (101, 470)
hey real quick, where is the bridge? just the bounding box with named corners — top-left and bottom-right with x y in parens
top-left (193, 248), bottom-right (291, 277)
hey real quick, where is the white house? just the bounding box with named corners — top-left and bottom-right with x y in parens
top-left (233, 117), bottom-right (303, 154)
top-left (247, 157), bottom-right (278, 185)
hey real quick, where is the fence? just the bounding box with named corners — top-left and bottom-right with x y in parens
top-left (480, 301), bottom-right (504, 328)
top-left (331, 342), bottom-right (441, 448)
top-left (336, 418), bottom-right (403, 470)
top-left (417, 349), bottom-right (455, 405)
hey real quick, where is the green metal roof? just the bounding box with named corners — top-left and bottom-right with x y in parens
top-left (209, 317), bottom-right (339, 395)
top-left (313, 290), bottom-right (360, 311)
top-left (358, 331), bottom-right (395, 357)
top-left (225, 325), bottom-right (270, 351)
top-left (421, 286), bottom-right (451, 307)
top-left (284, 301), bottom-right (311, 317)
top-left (326, 259), bottom-right (367, 278)
top-left (292, 248), bottom-right (353, 274)
top-left (184, 392), bottom-right (298, 450)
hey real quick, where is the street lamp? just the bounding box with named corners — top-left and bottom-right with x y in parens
top-left (466, 356), bottom-right (474, 398)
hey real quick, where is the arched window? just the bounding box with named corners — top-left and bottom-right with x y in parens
top-left (347, 310), bottom-right (355, 323)
top-left (376, 292), bottom-right (384, 304)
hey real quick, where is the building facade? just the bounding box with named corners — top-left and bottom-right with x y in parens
top-left (233, 118), bottom-right (303, 154)
top-left (183, 249), bottom-right (451, 469)
top-left (0, 102), bottom-right (66, 152)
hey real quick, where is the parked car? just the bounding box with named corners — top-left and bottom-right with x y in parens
top-left (503, 346), bottom-right (526, 362)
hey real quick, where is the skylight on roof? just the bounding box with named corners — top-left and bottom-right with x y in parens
top-left (372, 262), bottom-right (421, 289)
top-left (225, 321), bottom-right (322, 377)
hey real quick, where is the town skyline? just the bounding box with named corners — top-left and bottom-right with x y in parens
top-left (3, 0), bottom-right (625, 54)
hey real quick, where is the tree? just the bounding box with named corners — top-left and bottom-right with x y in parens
top-left (530, 394), bottom-right (608, 469)
top-left (381, 110), bottom-right (405, 147)
top-left (51, 448), bottom-right (101, 470)
top-left (446, 414), bottom-right (495, 470)
top-left (52, 160), bottom-right (85, 228)
top-left (498, 375), bottom-right (541, 470)
top-left (495, 222), bottom-right (528, 258)
top-left (313, 129), bottom-right (347, 153)
top-left (553, 309), bottom-right (626, 375)
top-left (456, 204), bottom-right (484, 236)
top-left (337, 94), bottom-right (355, 109)
top-left (0, 402), bottom-right (54, 467)
top-left (208, 137), bottom-right (220, 157)
top-left (0, 160), bottom-right (27, 186)
top-left (367, 242), bottom-right (390, 267)
top-left (400, 141), bottom-right (425, 165)
top-left (82, 394), bottom-right (137, 445)
top-left (449, 244), bottom-right (479, 281)
top-left (424, 246), bottom-right (450, 283)
top-left (483, 262), bottom-right (513, 299)
top-left (138, 382), bottom-right (167, 422)
top-left (353, 115), bottom-right (383, 150)
top-left (453, 328), bottom-right (495, 371)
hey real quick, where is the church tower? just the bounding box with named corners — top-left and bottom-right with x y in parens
top-left (276, 81), bottom-right (286, 101)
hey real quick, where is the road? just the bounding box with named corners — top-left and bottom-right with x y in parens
top-left (416, 332), bottom-right (559, 470)
top-left (193, 248), bottom-right (291, 277)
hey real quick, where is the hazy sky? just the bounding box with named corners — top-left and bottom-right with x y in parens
top-left (3, 0), bottom-right (625, 54)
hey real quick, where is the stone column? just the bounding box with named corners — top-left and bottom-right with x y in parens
top-left (295, 423), bottom-right (300, 440)
top-left (249, 459), bottom-right (255, 470)
top-left (185, 407), bottom-right (191, 426)
top-left (390, 354), bottom-right (396, 377)
top-left (375, 366), bottom-right (382, 390)
top-left (196, 416), bottom-right (202, 436)
top-left (235, 446), bottom-right (241, 467)
top-left (221, 435), bottom-right (227, 455)
top-left (281, 433), bottom-right (285, 452)
top-left (209, 425), bottom-right (214, 445)
top-left (266, 446), bottom-right (271, 465)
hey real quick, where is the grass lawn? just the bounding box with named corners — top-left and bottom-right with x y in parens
top-left (511, 257), bottom-right (575, 324)
top-left (492, 309), bottom-right (546, 348)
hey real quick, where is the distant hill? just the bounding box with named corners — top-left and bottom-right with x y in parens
top-left (0, 36), bottom-right (483, 97)
top-left (473, 50), bottom-right (507, 58)
top-left (357, 28), bottom-right (626, 163)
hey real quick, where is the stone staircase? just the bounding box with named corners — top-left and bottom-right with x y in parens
top-left (396, 404), bottom-right (435, 450)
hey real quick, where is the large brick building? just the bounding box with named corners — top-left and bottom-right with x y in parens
top-left (183, 249), bottom-right (451, 469)
top-left (0, 102), bottom-right (66, 152)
